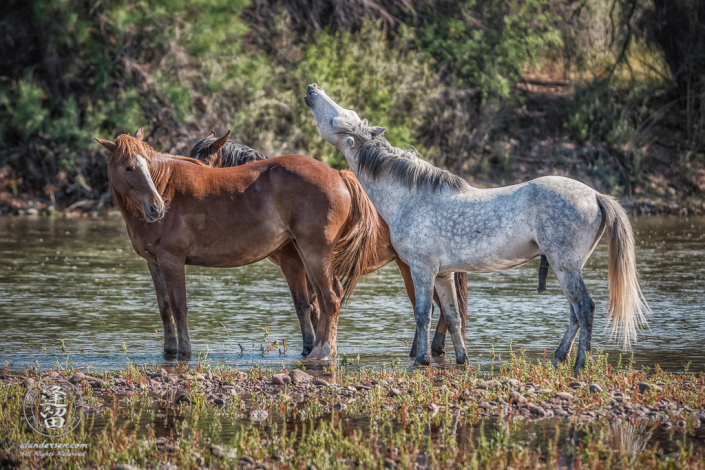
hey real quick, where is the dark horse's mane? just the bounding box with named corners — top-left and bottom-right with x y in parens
top-left (337, 120), bottom-right (469, 193)
top-left (188, 137), bottom-right (267, 167)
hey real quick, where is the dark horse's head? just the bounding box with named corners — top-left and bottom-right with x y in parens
top-left (94, 128), bottom-right (165, 222)
top-left (188, 130), bottom-right (267, 168)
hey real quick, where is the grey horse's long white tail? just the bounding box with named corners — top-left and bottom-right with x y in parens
top-left (596, 194), bottom-right (651, 349)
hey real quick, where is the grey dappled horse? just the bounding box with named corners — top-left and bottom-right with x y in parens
top-left (304, 83), bottom-right (650, 370)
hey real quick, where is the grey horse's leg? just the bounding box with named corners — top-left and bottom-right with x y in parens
top-left (553, 305), bottom-right (579, 367)
top-left (556, 270), bottom-right (595, 370)
top-left (147, 262), bottom-right (178, 356)
top-left (433, 273), bottom-right (468, 364)
top-left (410, 266), bottom-right (436, 366)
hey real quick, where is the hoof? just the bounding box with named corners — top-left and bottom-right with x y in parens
top-left (177, 350), bottom-right (192, 360)
top-left (414, 354), bottom-right (431, 366)
top-left (301, 348), bottom-right (312, 357)
top-left (163, 349), bottom-right (177, 358)
top-left (307, 345), bottom-right (322, 360)
top-left (431, 348), bottom-right (446, 357)
top-left (552, 358), bottom-right (560, 369)
top-left (316, 341), bottom-right (333, 360)
top-left (455, 352), bottom-right (468, 365)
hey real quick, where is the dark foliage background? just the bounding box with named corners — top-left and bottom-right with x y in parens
top-left (1, 0), bottom-right (703, 212)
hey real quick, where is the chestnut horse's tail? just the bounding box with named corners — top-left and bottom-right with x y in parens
top-left (596, 194), bottom-right (650, 349)
top-left (334, 170), bottom-right (381, 303)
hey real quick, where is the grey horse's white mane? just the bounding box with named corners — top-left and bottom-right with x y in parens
top-left (339, 120), bottom-right (469, 192)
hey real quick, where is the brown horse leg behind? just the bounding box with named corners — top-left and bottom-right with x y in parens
top-left (267, 243), bottom-right (317, 355)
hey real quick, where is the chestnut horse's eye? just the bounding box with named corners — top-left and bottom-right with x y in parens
top-left (125, 166), bottom-right (133, 172)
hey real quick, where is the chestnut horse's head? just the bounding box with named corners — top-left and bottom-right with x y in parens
top-left (94, 128), bottom-right (165, 222)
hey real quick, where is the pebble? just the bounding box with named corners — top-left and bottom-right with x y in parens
top-left (313, 378), bottom-right (329, 386)
top-left (238, 455), bottom-right (256, 465)
top-left (210, 444), bottom-right (225, 458)
top-left (289, 370), bottom-right (312, 384)
top-left (175, 395), bottom-right (191, 406)
top-left (478, 379), bottom-right (502, 390)
top-left (272, 373), bottom-right (291, 385)
top-left (638, 382), bottom-right (663, 393)
top-left (510, 391), bottom-right (527, 403)
top-left (22, 377), bottom-right (35, 388)
top-left (568, 381), bottom-right (586, 389)
top-left (588, 383), bottom-right (603, 393)
top-left (555, 392), bottom-right (574, 401)
top-left (388, 388), bottom-right (402, 397)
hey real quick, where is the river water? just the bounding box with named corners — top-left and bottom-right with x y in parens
top-left (1, 215), bottom-right (703, 372)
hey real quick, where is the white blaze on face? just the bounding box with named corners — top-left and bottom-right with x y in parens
top-left (136, 154), bottom-right (163, 209)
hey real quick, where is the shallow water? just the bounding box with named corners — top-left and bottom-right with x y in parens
top-left (1, 215), bottom-right (704, 372)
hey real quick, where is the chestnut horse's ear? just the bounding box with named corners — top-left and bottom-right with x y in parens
top-left (134, 128), bottom-right (145, 141)
top-left (211, 130), bottom-right (231, 151)
top-left (208, 130), bottom-right (216, 138)
top-left (93, 137), bottom-right (117, 153)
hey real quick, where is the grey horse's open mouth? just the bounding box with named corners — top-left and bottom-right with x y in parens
top-left (304, 95), bottom-right (311, 108)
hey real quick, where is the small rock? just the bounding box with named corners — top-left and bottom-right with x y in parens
top-left (588, 383), bottom-right (603, 394)
top-left (112, 466), bottom-right (141, 470)
top-left (388, 388), bottom-right (402, 397)
top-left (555, 392), bottom-right (574, 401)
top-left (195, 373), bottom-right (206, 381)
top-left (428, 403), bottom-right (440, 414)
top-left (637, 382), bottom-right (663, 393)
top-left (213, 398), bottom-right (225, 405)
top-left (175, 395), bottom-right (191, 406)
top-left (313, 378), bottom-right (329, 386)
top-left (504, 378), bottom-right (520, 389)
top-left (384, 458), bottom-right (398, 468)
top-left (210, 444), bottom-right (225, 458)
top-left (568, 381), bottom-right (586, 389)
top-left (160, 368), bottom-right (168, 377)
top-left (238, 455), bottom-right (256, 465)
top-left (333, 402), bottom-right (347, 411)
top-left (529, 404), bottom-right (547, 417)
top-left (659, 421), bottom-right (672, 430)
top-left (510, 391), bottom-right (527, 404)
top-left (271, 373), bottom-right (291, 385)
top-left (478, 379), bottom-right (502, 390)
top-left (289, 370), bottom-right (312, 384)
top-left (676, 420), bottom-right (687, 429)
top-left (22, 378), bottom-right (35, 388)
top-left (250, 409), bottom-right (268, 421)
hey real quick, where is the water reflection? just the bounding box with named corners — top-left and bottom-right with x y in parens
top-left (1, 215), bottom-right (704, 371)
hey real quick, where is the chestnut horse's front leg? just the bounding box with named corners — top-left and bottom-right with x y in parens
top-left (269, 243), bottom-right (317, 356)
top-left (158, 254), bottom-right (191, 359)
top-left (147, 262), bottom-right (178, 357)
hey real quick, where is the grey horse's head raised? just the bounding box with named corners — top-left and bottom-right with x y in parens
top-left (304, 83), bottom-right (385, 154)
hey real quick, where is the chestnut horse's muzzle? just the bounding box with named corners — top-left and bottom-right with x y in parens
top-left (143, 202), bottom-right (165, 222)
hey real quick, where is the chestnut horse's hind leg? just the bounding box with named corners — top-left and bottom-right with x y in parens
top-left (272, 243), bottom-right (317, 356)
top-left (147, 262), bottom-right (178, 357)
top-left (158, 254), bottom-right (192, 359)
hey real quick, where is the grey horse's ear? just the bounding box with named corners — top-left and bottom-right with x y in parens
top-left (370, 126), bottom-right (385, 136)
top-left (134, 128), bottom-right (144, 141)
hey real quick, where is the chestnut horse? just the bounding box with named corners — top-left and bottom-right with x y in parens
top-left (94, 129), bottom-right (378, 360)
top-left (189, 131), bottom-right (468, 357)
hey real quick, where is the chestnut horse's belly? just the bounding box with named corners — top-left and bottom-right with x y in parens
top-left (184, 228), bottom-right (292, 268)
